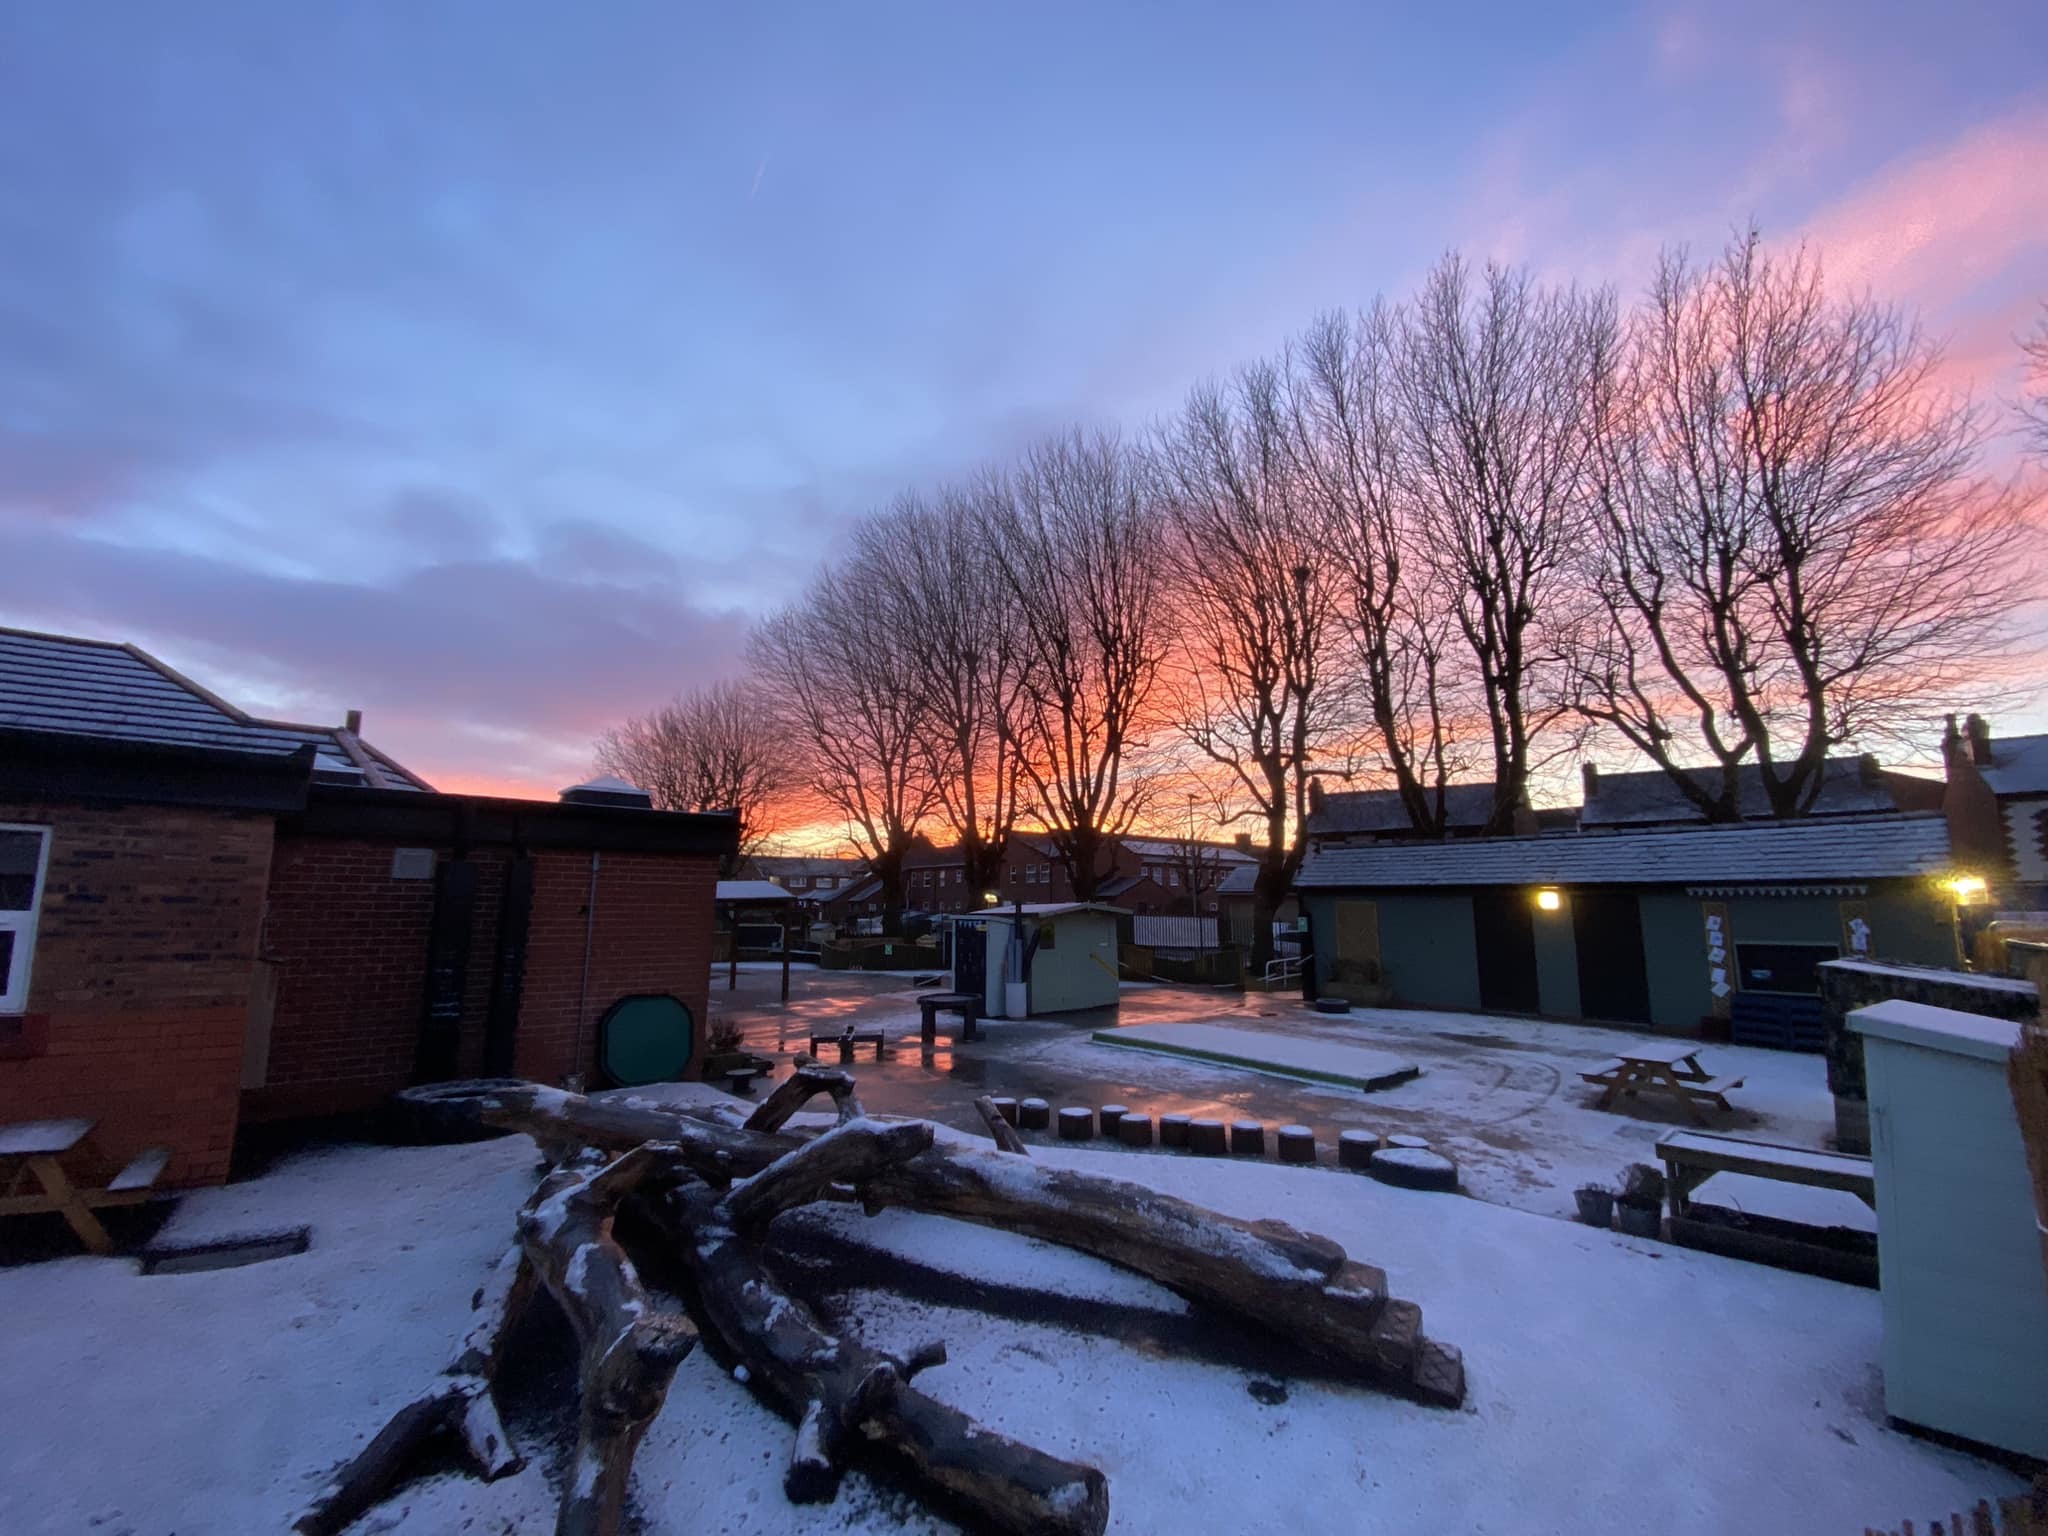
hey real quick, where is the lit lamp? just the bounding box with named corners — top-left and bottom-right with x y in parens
top-left (982, 891), bottom-right (1000, 907)
top-left (1945, 874), bottom-right (1988, 905)
top-left (1536, 887), bottom-right (1562, 912)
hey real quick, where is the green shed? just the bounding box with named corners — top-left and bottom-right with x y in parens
top-left (1297, 812), bottom-right (1971, 1042)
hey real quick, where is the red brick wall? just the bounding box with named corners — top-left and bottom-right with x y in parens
top-left (518, 849), bottom-right (717, 1085)
top-left (250, 837), bottom-right (718, 1119)
top-left (249, 838), bottom-right (512, 1121)
top-left (0, 798), bottom-right (273, 1187)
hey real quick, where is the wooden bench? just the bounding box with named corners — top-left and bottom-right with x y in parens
top-left (916, 991), bottom-right (981, 1046)
top-left (0, 1118), bottom-right (172, 1255)
top-left (1655, 1130), bottom-right (1875, 1221)
top-left (808, 1029), bottom-right (886, 1064)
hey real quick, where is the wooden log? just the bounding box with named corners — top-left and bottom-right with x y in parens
top-left (1098, 1105), bottom-right (1128, 1136)
top-left (1229, 1121), bottom-right (1264, 1156)
top-left (294, 1243), bottom-right (539, 1535)
top-left (647, 1130), bottom-right (1110, 1535)
top-left (1337, 1130), bottom-right (1379, 1170)
top-left (1116, 1113), bottom-right (1153, 1148)
top-left (990, 1096), bottom-right (1020, 1125)
top-left (517, 1146), bottom-right (698, 1536)
top-left (1277, 1126), bottom-right (1316, 1165)
top-left (1018, 1098), bottom-right (1051, 1131)
top-left (1158, 1114), bottom-right (1191, 1148)
top-left (744, 1062), bottom-right (866, 1134)
top-left (974, 1095), bottom-right (1031, 1155)
top-left (1057, 1107), bottom-right (1094, 1141)
top-left (1187, 1118), bottom-right (1227, 1155)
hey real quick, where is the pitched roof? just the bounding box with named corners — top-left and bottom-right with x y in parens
top-left (1120, 836), bottom-right (1256, 865)
top-left (0, 626), bottom-right (430, 791)
top-left (1216, 863), bottom-right (1258, 896)
top-left (1578, 756), bottom-right (1917, 827)
top-left (1307, 782), bottom-right (1501, 836)
top-left (1296, 812), bottom-right (1953, 889)
top-left (1980, 733), bottom-right (2048, 796)
top-left (715, 880), bottom-right (796, 904)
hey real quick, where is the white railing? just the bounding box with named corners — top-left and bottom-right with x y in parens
top-left (1263, 954), bottom-right (1304, 985)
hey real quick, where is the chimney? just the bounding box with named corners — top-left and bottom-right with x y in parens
top-left (1308, 776), bottom-right (1325, 813)
top-left (1966, 712), bottom-right (1992, 768)
top-left (1233, 833), bottom-right (1253, 854)
top-left (1581, 763), bottom-right (1599, 800)
top-left (343, 708), bottom-right (362, 734)
top-left (1858, 752), bottom-right (1881, 786)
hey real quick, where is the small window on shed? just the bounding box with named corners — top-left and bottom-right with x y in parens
top-left (1038, 920), bottom-right (1057, 951)
top-left (1735, 940), bottom-right (1839, 995)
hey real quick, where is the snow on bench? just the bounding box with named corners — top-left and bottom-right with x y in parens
top-left (106, 1146), bottom-right (171, 1196)
top-left (1656, 1130), bottom-right (1875, 1214)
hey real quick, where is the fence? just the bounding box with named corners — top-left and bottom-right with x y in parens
top-left (1132, 915), bottom-right (1218, 950)
top-left (1864, 1483), bottom-right (2048, 1535)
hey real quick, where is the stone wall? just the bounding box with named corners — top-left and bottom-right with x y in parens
top-left (1818, 957), bottom-right (2037, 1152)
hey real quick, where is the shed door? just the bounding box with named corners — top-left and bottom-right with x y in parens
top-left (954, 923), bottom-right (987, 998)
top-left (1573, 891), bottom-right (1652, 1023)
top-left (1472, 890), bottom-right (1540, 1015)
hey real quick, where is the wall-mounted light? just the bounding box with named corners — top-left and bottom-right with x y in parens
top-left (1536, 887), bottom-right (1562, 912)
top-left (982, 890), bottom-right (1000, 907)
top-left (1945, 874), bottom-right (1988, 904)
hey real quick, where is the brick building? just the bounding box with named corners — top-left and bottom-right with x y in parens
top-left (0, 628), bottom-right (733, 1188)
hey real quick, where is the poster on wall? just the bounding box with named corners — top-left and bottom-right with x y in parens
top-left (1701, 901), bottom-right (1732, 1018)
top-left (1840, 901), bottom-right (1872, 960)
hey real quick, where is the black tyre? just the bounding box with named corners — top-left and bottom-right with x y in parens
top-left (386, 1078), bottom-right (530, 1144)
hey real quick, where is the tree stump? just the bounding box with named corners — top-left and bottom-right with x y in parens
top-left (1230, 1121), bottom-right (1264, 1156)
top-left (1098, 1105), bottom-right (1128, 1136)
top-left (1018, 1098), bottom-right (1051, 1130)
top-left (1338, 1131), bottom-right (1379, 1170)
top-left (1386, 1133), bottom-right (1429, 1150)
top-left (991, 1096), bottom-right (1020, 1126)
top-left (1277, 1126), bottom-right (1316, 1165)
top-left (1057, 1107), bottom-right (1095, 1141)
top-left (1158, 1114), bottom-right (1191, 1148)
top-left (1187, 1118), bottom-right (1227, 1155)
top-left (1116, 1114), bottom-right (1153, 1148)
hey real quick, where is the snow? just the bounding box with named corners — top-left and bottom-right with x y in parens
top-left (1850, 998), bottom-right (2027, 1061)
top-left (1822, 958), bottom-right (2036, 996)
top-left (0, 1123), bottom-right (2022, 1536)
top-left (1096, 1020), bottom-right (1419, 1089)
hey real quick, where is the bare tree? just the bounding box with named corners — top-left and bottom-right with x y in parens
top-left (595, 681), bottom-right (792, 874)
top-left (1572, 230), bottom-right (2034, 817)
top-left (2022, 305), bottom-right (2048, 460)
top-left (750, 554), bottom-right (935, 935)
top-left (857, 483), bottom-right (1030, 897)
top-left (1153, 365), bottom-right (1343, 974)
top-left (1289, 305), bottom-right (1472, 834)
top-left (996, 431), bottom-right (1168, 901)
top-left (1398, 255), bottom-right (1608, 830)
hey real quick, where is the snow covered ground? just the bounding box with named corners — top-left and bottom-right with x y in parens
top-left (0, 1106), bottom-right (2019, 1535)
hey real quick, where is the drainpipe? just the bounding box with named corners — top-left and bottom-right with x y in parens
top-left (569, 851), bottom-right (599, 1087)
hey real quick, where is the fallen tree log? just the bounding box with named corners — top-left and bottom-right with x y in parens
top-left (486, 1085), bottom-right (1463, 1403)
top-left (646, 1116), bottom-right (1109, 1535)
top-left (294, 1243), bottom-right (535, 1536)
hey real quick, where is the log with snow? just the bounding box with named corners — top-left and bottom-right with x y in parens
top-left (299, 1075), bottom-right (1464, 1536)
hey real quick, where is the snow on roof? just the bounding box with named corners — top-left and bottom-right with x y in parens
top-left (1308, 782), bottom-right (1502, 836)
top-left (1981, 732), bottom-right (2048, 796)
top-left (953, 901), bottom-right (1128, 920)
top-left (1296, 812), bottom-right (1953, 890)
top-left (1216, 863), bottom-right (1258, 895)
top-left (1848, 997), bottom-right (2027, 1062)
top-left (0, 625), bottom-right (430, 791)
top-left (1580, 756), bottom-right (1910, 826)
top-left (715, 880), bottom-right (796, 904)
top-left (1119, 836), bottom-right (1255, 864)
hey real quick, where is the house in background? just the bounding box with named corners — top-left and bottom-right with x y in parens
top-left (1305, 779), bottom-right (1530, 848)
top-left (0, 626), bottom-right (733, 1189)
top-left (1578, 755), bottom-right (1941, 828)
top-left (1939, 713), bottom-right (2048, 907)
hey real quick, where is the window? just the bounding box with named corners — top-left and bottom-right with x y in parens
top-left (816, 876), bottom-right (836, 891)
top-left (1, 827), bottom-right (51, 1014)
top-left (1734, 941), bottom-right (1839, 996)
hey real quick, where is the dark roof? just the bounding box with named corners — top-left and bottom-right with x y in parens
top-left (1307, 782), bottom-right (1501, 837)
top-left (1578, 756), bottom-right (1921, 827)
top-left (1216, 863), bottom-right (1258, 896)
top-left (1296, 812), bottom-right (1952, 889)
top-left (0, 626), bottom-right (428, 791)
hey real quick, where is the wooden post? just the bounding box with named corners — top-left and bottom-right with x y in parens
top-left (780, 909), bottom-right (792, 1005)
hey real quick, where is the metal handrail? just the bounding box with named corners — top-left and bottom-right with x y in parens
top-left (1263, 954), bottom-right (1304, 984)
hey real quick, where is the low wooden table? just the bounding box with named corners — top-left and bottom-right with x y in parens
top-left (916, 991), bottom-right (981, 1046)
top-left (0, 1118), bottom-right (170, 1255)
top-left (808, 1028), bottom-right (886, 1064)
top-left (1655, 1130), bottom-right (1875, 1220)
top-left (1581, 1042), bottom-right (1744, 1127)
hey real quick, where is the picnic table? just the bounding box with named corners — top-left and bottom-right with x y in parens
top-left (0, 1118), bottom-right (170, 1255)
top-left (1580, 1041), bottom-right (1744, 1126)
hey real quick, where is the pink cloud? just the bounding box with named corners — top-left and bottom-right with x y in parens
top-left (1792, 105), bottom-right (2048, 314)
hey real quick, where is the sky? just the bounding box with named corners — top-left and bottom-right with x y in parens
top-left (1, 0), bottom-right (2044, 802)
